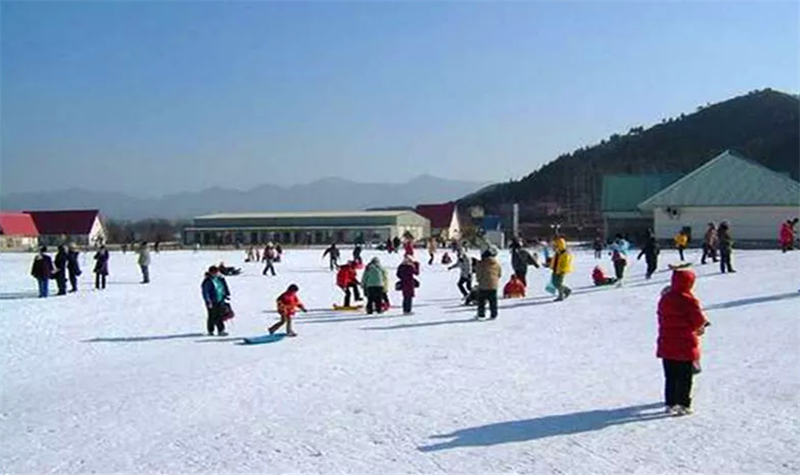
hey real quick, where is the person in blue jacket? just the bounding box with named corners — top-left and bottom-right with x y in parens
top-left (201, 266), bottom-right (231, 336)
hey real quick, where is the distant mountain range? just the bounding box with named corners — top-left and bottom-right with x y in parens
top-left (0, 175), bottom-right (486, 221)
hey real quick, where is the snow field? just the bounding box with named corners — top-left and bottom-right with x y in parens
top-left (1, 246), bottom-right (798, 473)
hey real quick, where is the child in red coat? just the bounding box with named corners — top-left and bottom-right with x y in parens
top-left (503, 275), bottom-right (526, 298)
top-left (592, 265), bottom-right (617, 286)
top-left (269, 284), bottom-right (307, 337)
top-left (656, 269), bottom-right (709, 415)
top-left (336, 261), bottom-right (362, 307)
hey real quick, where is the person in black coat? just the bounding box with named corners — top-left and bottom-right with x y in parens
top-left (30, 246), bottom-right (54, 298)
top-left (66, 243), bottom-right (82, 292)
top-left (510, 239), bottom-right (539, 287)
top-left (93, 245), bottom-right (110, 289)
top-left (53, 245), bottom-right (69, 296)
top-left (637, 231), bottom-right (660, 279)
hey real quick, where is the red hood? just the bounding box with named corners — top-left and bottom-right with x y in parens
top-left (670, 269), bottom-right (696, 293)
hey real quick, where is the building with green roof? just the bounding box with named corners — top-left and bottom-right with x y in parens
top-left (183, 210), bottom-right (430, 246)
top-left (638, 150), bottom-right (800, 241)
top-left (601, 173), bottom-right (683, 241)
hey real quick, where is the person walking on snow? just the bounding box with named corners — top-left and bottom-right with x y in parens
top-left (66, 243), bottom-right (82, 293)
top-left (137, 241), bottom-right (151, 284)
top-left (362, 257), bottom-right (388, 314)
top-left (336, 261), bottom-right (362, 307)
top-left (53, 245), bottom-right (69, 295)
top-left (779, 219), bottom-right (795, 253)
top-left (269, 284), bottom-right (306, 337)
top-left (701, 222), bottom-right (718, 264)
top-left (30, 246), bottom-right (54, 298)
top-left (656, 268), bottom-right (709, 416)
top-left (550, 237), bottom-right (573, 302)
top-left (353, 243), bottom-right (363, 267)
top-left (262, 243), bottom-right (277, 276)
top-left (448, 250), bottom-right (473, 298)
top-left (396, 255), bottom-right (420, 314)
top-left (510, 238), bottom-right (539, 287)
top-left (717, 222), bottom-right (736, 273)
top-left (93, 245), bottom-right (110, 290)
top-left (322, 243), bottom-right (341, 271)
top-left (637, 230), bottom-right (659, 280)
top-left (609, 234), bottom-right (629, 285)
top-left (592, 235), bottom-right (604, 259)
top-left (475, 248), bottom-right (501, 319)
top-left (201, 266), bottom-right (231, 336)
top-left (674, 230), bottom-right (688, 262)
top-left (427, 238), bottom-right (437, 265)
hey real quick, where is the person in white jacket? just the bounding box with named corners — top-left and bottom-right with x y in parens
top-left (137, 241), bottom-right (151, 284)
top-left (448, 250), bottom-right (473, 298)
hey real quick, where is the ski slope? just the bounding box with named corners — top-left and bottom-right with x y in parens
top-left (1, 246), bottom-right (798, 474)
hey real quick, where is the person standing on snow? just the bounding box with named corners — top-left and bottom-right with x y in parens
top-left (53, 245), bottom-right (69, 295)
top-left (66, 243), bottom-right (82, 293)
top-left (674, 230), bottom-right (688, 262)
top-left (701, 222), bottom-right (718, 264)
top-left (93, 245), bottom-right (110, 290)
top-left (201, 266), bottom-right (230, 336)
top-left (592, 235), bottom-right (604, 259)
top-left (779, 219), bottom-right (795, 253)
top-left (656, 268), bottom-right (709, 416)
top-left (396, 255), bottom-right (420, 314)
top-left (637, 230), bottom-right (660, 280)
top-left (427, 238), bottom-right (437, 265)
top-left (362, 257), bottom-right (388, 315)
top-left (448, 250), bottom-right (473, 299)
top-left (137, 241), bottom-right (151, 284)
top-left (336, 261), bottom-right (362, 307)
top-left (550, 237), bottom-right (573, 302)
top-left (322, 243), bottom-right (341, 271)
top-left (352, 243), bottom-right (363, 267)
top-left (475, 248), bottom-right (501, 319)
top-left (717, 222), bottom-right (735, 273)
top-left (510, 238), bottom-right (539, 287)
top-left (30, 245), bottom-right (54, 298)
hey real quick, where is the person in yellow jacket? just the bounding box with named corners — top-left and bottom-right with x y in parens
top-left (674, 231), bottom-right (688, 261)
top-left (550, 237), bottom-right (573, 302)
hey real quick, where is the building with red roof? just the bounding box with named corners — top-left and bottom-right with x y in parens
top-left (0, 212), bottom-right (40, 250)
top-left (414, 202), bottom-right (463, 240)
top-left (26, 209), bottom-right (106, 247)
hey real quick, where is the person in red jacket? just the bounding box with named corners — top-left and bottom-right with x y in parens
top-left (779, 219), bottom-right (796, 253)
top-left (269, 284), bottom-right (306, 337)
top-left (502, 275), bottom-right (526, 298)
top-left (591, 265), bottom-right (617, 286)
top-left (403, 239), bottom-right (415, 257)
top-left (656, 268), bottom-right (709, 416)
top-left (336, 261), bottom-right (362, 307)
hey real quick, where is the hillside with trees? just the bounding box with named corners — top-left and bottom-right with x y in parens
top-left (459, 89), bottom-right (800, 232)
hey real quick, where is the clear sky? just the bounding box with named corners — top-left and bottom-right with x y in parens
top-left (1, 1), bottom-right (798, 197)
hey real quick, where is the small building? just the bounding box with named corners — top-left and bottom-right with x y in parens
top-left (415, 202), bottom-right (463, 240)
top-left (0, 212), bottom-right (39, 250)
top-left (26, 209), bottom-right (107, 247)
top-left (601, 173), bottom-right (683, 242)
top-left (183, 210), bottom-right (431, 246)
top-left (638, 150), bottom-right (800, 242)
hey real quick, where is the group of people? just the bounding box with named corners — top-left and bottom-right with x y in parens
top-left (30, 240), bottom-right (154, 297)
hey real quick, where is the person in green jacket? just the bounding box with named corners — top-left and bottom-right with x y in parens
top-left (362, 257), bottom-right (387, 314)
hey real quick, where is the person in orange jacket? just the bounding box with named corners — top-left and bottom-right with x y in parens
top-left (269, 284), bottom-right (307, 337)
top-left (336, 261), bottom-right (362, 307)
top-left (502, 274), bottom-right (526, 298)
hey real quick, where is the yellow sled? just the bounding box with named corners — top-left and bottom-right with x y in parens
top-left (332, 304), bottom-right (364, 311)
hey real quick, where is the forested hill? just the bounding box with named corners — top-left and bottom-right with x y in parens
top-left (459, 89), bottom-right (800, 227)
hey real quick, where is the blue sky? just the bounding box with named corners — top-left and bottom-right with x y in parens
top-left (2, 1), bottom-right (798, 197)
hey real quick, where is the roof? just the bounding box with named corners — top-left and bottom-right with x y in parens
top-left (638, 150), bottom-right (800, 210)
top-left (601, 173), bottom-right (683, 212)
top-left (0, 213), bottom-right (39, 236)
top-left (26, 209), bottom-right (100, 235)
top-left (415, 202), bottom-right (456, 229)
top-left (195, 210), bottom-right (414, 220)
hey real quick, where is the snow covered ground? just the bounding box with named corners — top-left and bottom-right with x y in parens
top-left (1, 246), bottom-right (798, 474)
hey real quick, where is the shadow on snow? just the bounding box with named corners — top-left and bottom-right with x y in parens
top-left (83, 332), bottom-right (206, 343)
top-left (417, 402), bottom-right (668, 452)
top-left (362, 317), bottom-right (480, 331)
top-left (703, 291), bottom-right (800, 312)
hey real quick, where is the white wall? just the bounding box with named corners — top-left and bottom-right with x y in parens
top-left (89, 217), bottom-right (107, 245)
top-left (447, 210), bottom-right (461, 240)
top-left (653, 206), bottom-right (800, 241)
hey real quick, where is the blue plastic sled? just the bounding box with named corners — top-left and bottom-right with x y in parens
top-left (242, 334), bottom-right (286, 345)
